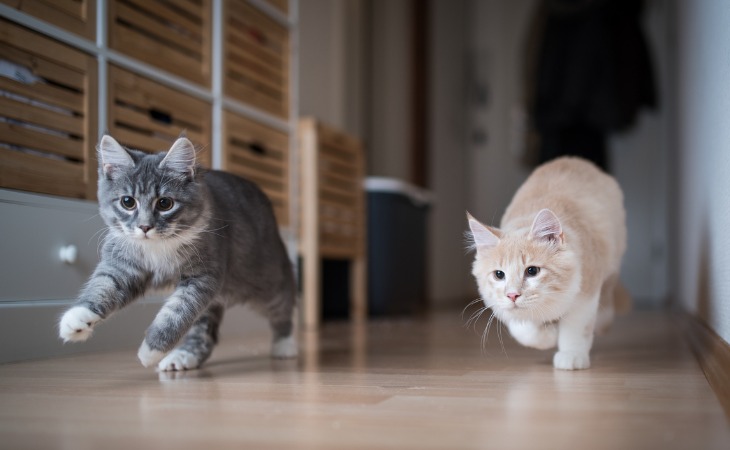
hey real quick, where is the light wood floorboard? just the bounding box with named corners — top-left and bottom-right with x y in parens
top-left (0, 310), bottom-right (728, 449)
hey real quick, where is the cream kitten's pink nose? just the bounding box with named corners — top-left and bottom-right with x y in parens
top-left (507, 292), bottom-right (521, 302)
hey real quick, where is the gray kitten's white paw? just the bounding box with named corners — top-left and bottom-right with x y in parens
top-left (553, 351), bottom-right (591, 370)
top-left (158, 349), bottom-right (200, 371)
top-left (138, 341), bottom-right (166, 368)
top-left (59, 306), bottom-right (101, 342)
top-left (271, 335), bottom-right (298, 359)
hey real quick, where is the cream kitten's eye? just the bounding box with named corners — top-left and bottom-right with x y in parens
top-left (494, 270), bottom-right (505, 280)
top-left (525, 266), bottom-right (540, 277)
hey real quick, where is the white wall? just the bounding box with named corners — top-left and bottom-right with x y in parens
top-left (674, 0), bottom-right (730, 344)
top-left (299, 0), bottom-right (367, 136)
top-left (427, 0), bottom-right (473, 306)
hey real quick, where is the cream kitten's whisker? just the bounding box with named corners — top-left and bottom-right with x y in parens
top-left (466, 306), bottom-right (489, 332)
top-left (461, 298), bottom-right (484, 320)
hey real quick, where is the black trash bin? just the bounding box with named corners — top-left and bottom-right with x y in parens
top-left (365, 177), bottom-right (431, 316)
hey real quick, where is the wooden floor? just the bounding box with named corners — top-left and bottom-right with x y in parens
top-left (0, 309), bottom-right (728, 449)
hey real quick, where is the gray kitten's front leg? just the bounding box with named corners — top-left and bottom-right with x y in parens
top-left (137, 275), bottom-right (218, 368)
top-left (59, 260), bottom-right (148, 342)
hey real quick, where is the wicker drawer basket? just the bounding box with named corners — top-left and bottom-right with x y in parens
top-left (222, 110), bottom-right (289, 227)
top-left (108, 65), bottom-right (211, 165)
top-left (224, 0), bottom-right (289, 119)
top-left (0, 0), bottom-right (96, 39)
top-left (108, 0), bottom-right (211, 86)
top-left (0, 19), bottom-right (97, 199)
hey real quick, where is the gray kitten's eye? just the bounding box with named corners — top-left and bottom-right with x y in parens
top-left (156, 197), bottom-right (174, 211)
top-left (494, 270), bottom-right (505, 280)
top-left (525, 266), bottom-right (540, 277)
top-left (120, 196), bottom-right (136, 210)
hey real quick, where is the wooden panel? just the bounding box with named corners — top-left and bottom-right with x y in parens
top-left (0, 19), bottom-right (96, 199)
top-left (108, 66), bottom-right (211, 166)
top-left (0, 0), bottom-right (96, 39)
top-left (0, 148), bottom-right (86, 198)
top-left (262, 0), bottom-right (288, 15)
top-left (108, 0), bottom-right (211, 86)
top-left (222, 110), bottom-right (289, 226)
top-left (224, 0), bottom-right (289, 118)
top-left (298, 118), bottom-right (367, 328)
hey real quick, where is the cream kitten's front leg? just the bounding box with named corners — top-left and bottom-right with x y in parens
top-left (554, 293), bottom-right (599, 370)
top-left (508, 320), bottom-right (557, 350)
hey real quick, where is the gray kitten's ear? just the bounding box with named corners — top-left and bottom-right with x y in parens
top-left (160, 137), bottom-right (196, 177)
top-left (530, 209), bottom-right (564, 244)
top-left (98, 135), bottom-right (134, 176)
top-left (467, 212), bottom-right (500, 251)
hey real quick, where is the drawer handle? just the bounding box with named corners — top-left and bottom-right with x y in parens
top-left (59, 245), bottom-right (78, 265)
top-left (149, 108), bottom-right (172, 124)
top-left (248, 142), bottom-right (267, 156)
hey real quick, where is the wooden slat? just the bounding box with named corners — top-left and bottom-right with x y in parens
top-left (115, 2), bottom-right (202, 56)
top-left (226, 115), bottom-right (288, 148)
top-left (224, 0), bottom-right (289, 118)
top-left (110, 66), bottom-right (210, 129)
top-left (263, 0), bottom-right (289, 14)
top-left (36, 0), bottom-right (82, 17)
top-left (0, 122), bottom-right (83, 160)
top-left (0, 78), bottom-right (83, 114)
top-left (113, 31), bottom-right (204, 86)
top-left (108, 67), bottom-right (211, 167)
top-left (224, 82), bottom-right (286, 117)
top-left (124, 0), bottom-right (203, 38)
top-left (0, 98), bottom-right (83, 136)
top-left (108, 0), bottom-right (209, 86)
top-left (226, 25), bottom-right (285, 70)
top-left (166, 0), bottom-right (202, 18)
top-left (227, 160), bottom-right (284, 191)
top-left (320, 183), bottom-right (357, 202)
top-left (317, 125), bottom-right (362, 155)
top-left (0, 147), bottom-right (86, 198)
top-left (109, 127), bottom-right (172, 154)
top-left (0, 45), bottom-right (86, 91)
top-left (2, 0), bottom-right (96, 39)
top-left (229, 1), bottom-right (287, 40)
top-left (0, 19), bottom-right (87, 70)
top-left (226, 52), bottom-right (284, 91)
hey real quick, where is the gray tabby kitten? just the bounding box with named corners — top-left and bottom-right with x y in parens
top-left (59, 135), bottom-right (297, 371)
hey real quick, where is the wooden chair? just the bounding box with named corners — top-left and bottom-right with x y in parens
top-left (298, 118), bottom-right (367, 329)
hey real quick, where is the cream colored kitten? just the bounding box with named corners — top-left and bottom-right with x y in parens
top-left (467, 157), bottom-right (630, 370)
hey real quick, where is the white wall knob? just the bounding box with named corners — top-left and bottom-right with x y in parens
top-left (59, 245), bottom-right (78, 264)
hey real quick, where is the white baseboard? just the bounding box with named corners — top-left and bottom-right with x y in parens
top-left (0, 299), bottom-right (271, 364)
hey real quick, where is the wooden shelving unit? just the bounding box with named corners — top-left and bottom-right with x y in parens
top-left (299, 117), bottom-right (367, 329)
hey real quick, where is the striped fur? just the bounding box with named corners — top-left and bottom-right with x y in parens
top-left (59, 136), bottom-right (297, 371)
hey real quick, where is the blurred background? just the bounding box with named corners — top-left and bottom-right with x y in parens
top-left (299, 0), bottom-right (729, 345)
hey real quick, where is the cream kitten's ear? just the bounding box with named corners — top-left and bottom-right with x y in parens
top-left (467, 212), bottom-right (500, 250)
top-left (530, 209), bottom-right (564, 244)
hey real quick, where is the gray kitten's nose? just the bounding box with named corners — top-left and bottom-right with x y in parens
top-left (139, 225), bottom-right (153, 234)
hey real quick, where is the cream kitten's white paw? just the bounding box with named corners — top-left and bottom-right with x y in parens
top-left (553, 351), bottom-right (591, 370)
top-left (138, 341), bottom-right (166, 368)
top-left (508, 321), bottom-right (558, 350)
top-left (271, 335), bottom-right (298, 359)
top-left (59, 306), bottom-right (101, 342)
top-left (158, 349), bottom-right (200, 371)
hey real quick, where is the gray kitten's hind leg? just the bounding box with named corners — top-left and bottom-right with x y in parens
top-left (157, 303), bottom-right (225, 371)
top-left (266, 291), bottom-right (298, 359)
